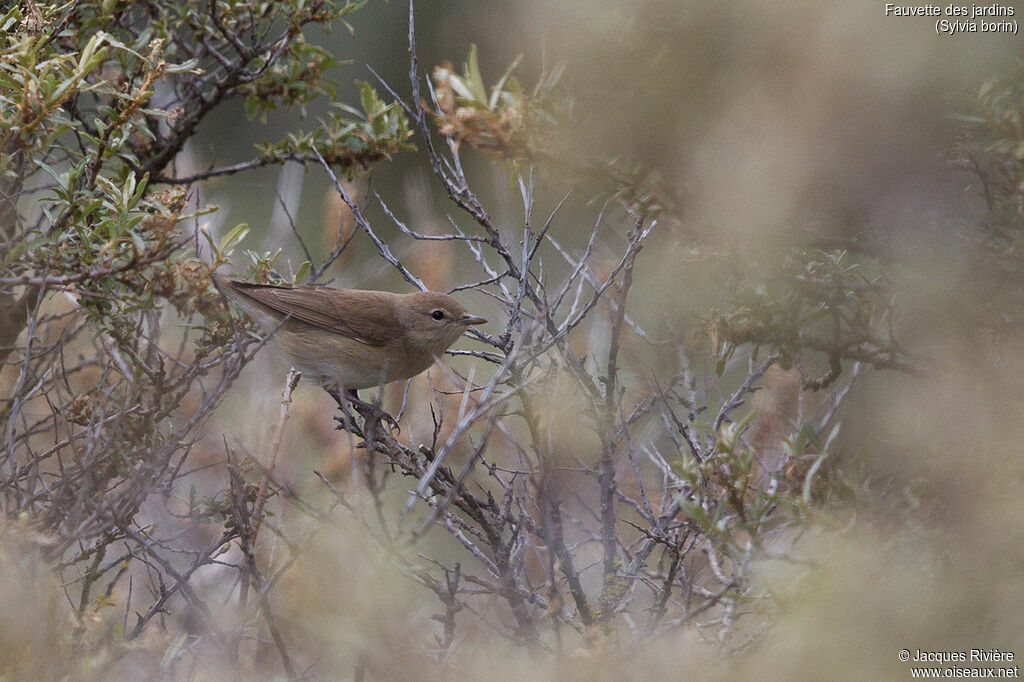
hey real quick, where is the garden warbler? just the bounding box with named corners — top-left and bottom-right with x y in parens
top-left (214, 277), bottom-right (487, 391)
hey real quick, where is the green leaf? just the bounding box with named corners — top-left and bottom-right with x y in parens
top-left (802, 453), bottom-right (829, 504)
top-left (798, 422), bottom-right (823, 452)
top-left (131, 172), bottom-right (149, 206)
top-left (677, 497), bottom-right (712, 531)
top-left (130, 231), bottom-right (146, 253)
top-left (445, 72), bottom-right (477, 101)
top-left (219, 223), bottom-right (250, 256)
top-left (465, 44), bottom-right (488, 105)
top-left (93, 30), bottom-right (145, 61)
top-left (200, 227), bottom-right (217, 254)
top-left (0, 234), bottom-right (48, 267)
top-left (164, 58), bottom-right (200, 74)
top-left (823, 423), bottom-right (841, 451)
top-left (1, 7), bottom-right (19, 32)
top-left (358, 81), bottom-right (379, 119)
top-left (489, 54), bottom-right (523, 111)
top-left (715, 343), bottom-right (735, 376)
top-left (121, 173), bottom-right (137, 212)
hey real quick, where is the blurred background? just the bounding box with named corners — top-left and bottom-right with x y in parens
top-left (42, 0), bottom-right (1018, 677)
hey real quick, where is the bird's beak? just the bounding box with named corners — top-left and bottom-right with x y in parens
top-left (460, 314), bottom-right (487, 326)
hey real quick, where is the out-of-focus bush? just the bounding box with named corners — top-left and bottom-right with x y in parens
top-left (3, 0), bottom-right (1023, 678)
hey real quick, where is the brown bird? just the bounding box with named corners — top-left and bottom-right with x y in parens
top-left (214, 277), bottom-right (487, 391)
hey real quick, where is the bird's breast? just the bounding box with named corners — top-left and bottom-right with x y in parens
top-left (272, 323), bottom-right (437, 390)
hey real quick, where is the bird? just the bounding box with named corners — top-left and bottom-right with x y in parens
top-left (213, 276), bottom-right (487, 392)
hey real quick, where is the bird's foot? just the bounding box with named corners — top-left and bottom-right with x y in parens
top-left (349, 392), bottom-right (401, 435)
top-left (326, 385), bottom-right (399, 435)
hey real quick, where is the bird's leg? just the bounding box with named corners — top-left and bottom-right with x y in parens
top-left (346, 389), bottom-right (401, 434)
top-left (325, 384), bottom-right (399, 434)
top-left (324, 383), bottom-right (361, 434)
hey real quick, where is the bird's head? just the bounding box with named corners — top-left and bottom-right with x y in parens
top-left (396, 292), bottom-right (487, 356)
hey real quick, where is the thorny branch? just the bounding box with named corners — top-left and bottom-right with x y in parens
top-left (0, 0), bottom-right (907, 674)
top-left (275, 0), bottom-right (868, 658)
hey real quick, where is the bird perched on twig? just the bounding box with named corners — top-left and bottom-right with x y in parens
top-left (214, 276), bottom-right (487, 393)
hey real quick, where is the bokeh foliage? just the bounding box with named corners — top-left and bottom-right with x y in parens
top-left (0, 0), bottom-right (410, 675)
top-left (1, 1), bottom-right (1022, 679)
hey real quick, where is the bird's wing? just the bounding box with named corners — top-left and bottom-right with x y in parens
top-left (221, 280), bottom-right (395, 347)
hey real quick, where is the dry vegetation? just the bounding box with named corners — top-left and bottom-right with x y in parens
top-left (1, 1), bottom-right (1022, 679)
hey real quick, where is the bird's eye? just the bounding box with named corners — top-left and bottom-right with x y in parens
top-left (431, 309), bottom-right (445, 321)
